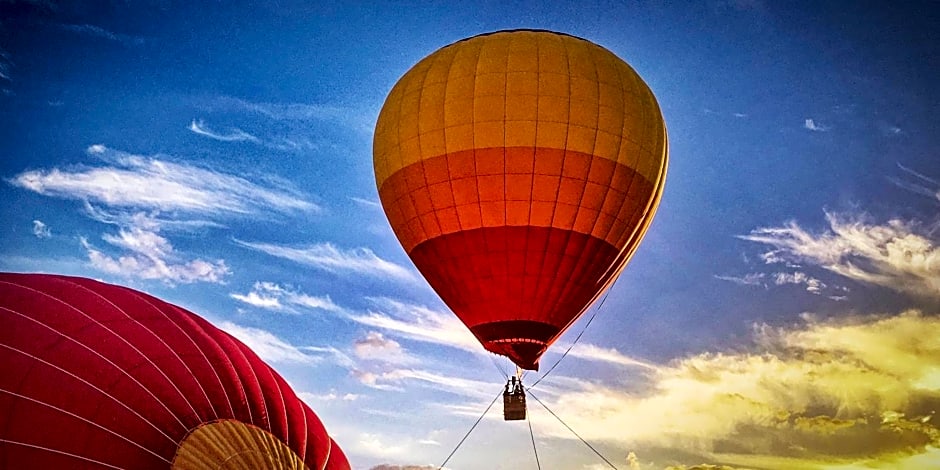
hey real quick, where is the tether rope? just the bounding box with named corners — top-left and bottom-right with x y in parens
top-left (437, 391), bottom-right (501, 470)
top-left (530, 290), bottom-right (611, 389)
top-left (528, 390), bottom-right (618, 469)
top-left (527, 406), bottom-right (541, 470)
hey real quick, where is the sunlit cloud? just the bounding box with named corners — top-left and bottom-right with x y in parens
top-left (210, 96), bottom-right (376, 135)
top-left (804, 118), bottom-right (829, 132)
top-left (297, 390), bottom-right (360, 403)
top-left (230, 281), bottom-right (343, 313)
top-left (8, 144), bottom-right (319, 216)
top-left (189, 119), bottom-right (259, 143)
top-left (530, 311), bottom-right (940, 469)
top-left (234, 240), bottom-right (417, 282)
top-left (353, 331), bottom-right (418, 365)
top-left (218, 321), bottom-right (320, 365)
top-left (31, 220), bottom-right (51, 239)
top-left (562, 343), bottom-right (660, 371)
top-left (740, 211), bottom-right (940, 297)
top-left (80, 227), bottom-right (230, 284)
top-left (353, 367), bottom-right (494, 401)
top-left (715, 272), bottom-right (766, 286)
top-left (347, 297), bottom-right (481, 354)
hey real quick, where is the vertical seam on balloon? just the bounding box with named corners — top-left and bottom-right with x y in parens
top-left (413, 53), bottom-right (450, 313)
top-left (0, 388), bottom-right (171, 464)
top-left (541, 40), bottom-right (605, 328)
top-left (210, 328), bottom-right (257, 425)
top-left (0, 284), bottom-right (190, 434)
top-left (125, 289), bottom-right (230, 422)
top-left (235, 336), bottom-right (272, 434)
top-left (57, 280), bottom-right (204, 427)
top-left (166, 304), bottom-right (238, 421)
top-left (297, 396), bottom-right (308, 465)
top-left (0, 339), bottom-right (177, 444)
top-left (528, 34), bottom-right (572, 325)
top-left (0, 438), bottom-right (126, 470)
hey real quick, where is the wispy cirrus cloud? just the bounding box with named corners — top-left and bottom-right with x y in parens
top-left (218, 321), bottom-right (321, 365)
top-left (739, 211), bottom-right (940, 297)
top-left (234, 240), bottom-right (416, 282)
top-left (890, 163), bottom-right (940, 204)
top-left (347, 297), bottom-right (481, 354)
top-left (188, 119), bottom-right (259, 143)
top-left (8, 144), bottom-right (319, 216)
top-left (533, 311), bottom-right (940, 469)
top-left (31, 220), bottom-right (51, 239)
top-left (804, 118), bottom-right (829, 132)
top-left (210, 96), bottom-right (375, 134)
top-left (353, 331), bottom-right (418, 366)
top-left (58, 23), bottom-right (144, 45)
top-left (716, 271), bottom-right (834, 295)
top-left (230, 281), bottom-right (343, 313)
top-left (81, 226), bottom-right (230, 284)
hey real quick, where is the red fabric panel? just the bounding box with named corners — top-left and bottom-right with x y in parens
top-left (0, 273), bottom-right (344, 470)
top-left (408, 226), bottom-right (620, 369)
top-left (323, 438), bottom-right (352, 470)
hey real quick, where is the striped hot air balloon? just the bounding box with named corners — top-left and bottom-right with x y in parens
top-left (374, 30), bottom-right (667, 370)
top-left (0, 272), bottom-right (349, 470)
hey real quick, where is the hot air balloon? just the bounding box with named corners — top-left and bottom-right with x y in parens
top-left (0, 272), bottom-right (350, 470)
top-left (373, 30), bottom-right (668, 372)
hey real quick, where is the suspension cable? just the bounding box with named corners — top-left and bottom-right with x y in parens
top-left (437, 391), bottom-right (501, 470)
top-left (530, 290), bottom-right (612, 390)
top-left (527, 390), bottom-right (618, 469)
top-left (527, 407), bottom-right (541, 470)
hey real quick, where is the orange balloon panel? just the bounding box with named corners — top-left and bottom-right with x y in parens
top-left (374, 30), bottom-right (667, 370)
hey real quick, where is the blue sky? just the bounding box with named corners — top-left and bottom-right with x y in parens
top-left (2, 1), bottom-right (939, 469)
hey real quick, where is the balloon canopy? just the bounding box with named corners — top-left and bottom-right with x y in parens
top-left (374, 30), bottom-right (668, 370)
top-left (0, 272), bottom-right (350, 470)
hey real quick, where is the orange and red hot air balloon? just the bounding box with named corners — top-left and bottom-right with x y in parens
top-left (374, 30), bottom-right (667, 371)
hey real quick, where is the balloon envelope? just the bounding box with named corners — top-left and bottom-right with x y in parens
top-left (0, 272), bottom-right (349, 470)
top-left (373, 30), bottom-right (668, 370)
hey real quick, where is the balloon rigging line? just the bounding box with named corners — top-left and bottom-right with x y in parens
top-left (437, 391), bottom-right (502, 470)
top-left (529, 289), bottom-right (611, 390)
top-left (527, 390), bottom-right (619, 469)
top-left (527, 410), bottom-right (542, 470)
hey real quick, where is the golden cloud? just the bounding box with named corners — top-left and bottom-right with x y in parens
top-left (536, 311), bottom-right (940, 469)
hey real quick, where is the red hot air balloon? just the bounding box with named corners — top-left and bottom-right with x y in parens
top-left (0, 272), bottom-right (350, 470)
top-left (373, 30), bottom-right (668, 371)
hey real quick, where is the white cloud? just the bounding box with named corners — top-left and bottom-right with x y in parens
top-left (563, 343), bottom-right (660, 371)
top-left (59, 23), bottom-right (144, 45)
top-left (81, 228), bottom-right (229, 284)
top-left (32, 220), bottom-right (51, 239)
top-left (353, 331), bottom-right (417, 365)
top-left (9, 144), bottom-right (319, 216)
top-left (348, 297), bottom-right (481, 355)
top-left (351, 196), bottom-right (382, 208)
top-left (353, 367), bottom-right (495, 400)
top-left (804, 118), bottom-right (829, 132)
top-left (234, 240), bottom-right (416, 282)
top-left (890, 163), bottom-right (940, 204)
top-left (740, 211), bottom-right (940, 297)
top-left (230, 281), bottom-right (343, 313)
top-left (188, 119), bottom-right (260, 143)
top-left (218, 321), bottom-right (320, 365)
top-left (772, 271), bottom-right (825, 293)
top-left (715, 273), bottom-right (766, 286)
